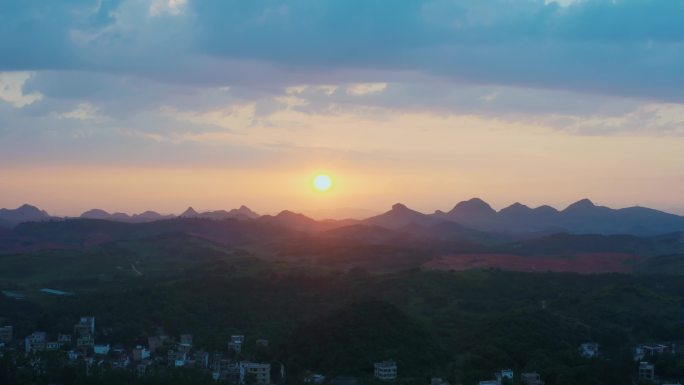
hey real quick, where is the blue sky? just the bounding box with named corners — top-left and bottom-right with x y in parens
top-left (1, 0), bottom-right (683, 216)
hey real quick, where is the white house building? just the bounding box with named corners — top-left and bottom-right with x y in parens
top-left (374, 360), bottom-right (397, 381)
top-left (241, 361), bottom-right (271, 385)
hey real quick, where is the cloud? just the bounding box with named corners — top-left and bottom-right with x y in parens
top-left (0, 72), bottom-right (43, 108)
top-left (551, 103), bottom-right (684, 136)
top-left (346, 83), bottom-right (388, 96)
top-left (59, 102), bottom-right (108, 122)
top-left (1, 0), bottom-right (684, 101)
top-left (149, 0), bottom-right (187, 16)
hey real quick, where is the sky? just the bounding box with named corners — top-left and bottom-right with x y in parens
top-left (1, 0), bottom-right (684, 217)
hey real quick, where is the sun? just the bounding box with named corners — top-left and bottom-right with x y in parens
top-left (313, 174), bottom-right (333, 192)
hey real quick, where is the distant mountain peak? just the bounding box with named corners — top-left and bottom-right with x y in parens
top-left (181, 207), bottom-right (199, 217)
top-left (391, 203), bottom-right (409, 211)
top-left (364, 203), bottom-right (439, 229)
top-left (137, 210), bottom-right (161, 216)
top-left (449, 198), bottom-right (496, 215)
top-left (0, 204), bottom-right (50, 224)
top-left (275, 210), bottom-right (311, 220)
top-left (80, 209), bottom-right (112, 219)
top-left (505, 202), bottom-right (530, 210)
top-left (564, 199), bottom-right (597, 212)
top-left (534, 205), bottom-right (559, 213)
top-left (234, 205), bottom-right (259, 218)
top-left (15, 204), bottom-right (48, 215)
top-left (499, 202), bottom-right (532, 215)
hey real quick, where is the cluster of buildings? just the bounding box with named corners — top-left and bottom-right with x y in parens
top-left (371, 362), bottom-right (535, 385)
top-left (578, 341), bottom-right (681, 384)
top-left (634, 343), bottom-right (676, 361)
top-left (0, 325), bottom-right (13, 347)
top-left (0, 318), bottom-right (275, 384)
top-left (633, 343), bottom-right (678, 384)
top-left (4, 319), bottom-right (684, 385)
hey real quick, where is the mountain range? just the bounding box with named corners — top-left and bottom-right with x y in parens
top-left (0, 204), bottom-right (52, 227)
top-left (179, 205), bottom-right (260, 220)
top-left (2, 198), bottom-right (684, 236)
top-left (80, 209), bottom-right (175, 223)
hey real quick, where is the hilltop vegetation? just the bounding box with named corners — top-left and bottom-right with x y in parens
top-left (2, 214), bottom-right (684, 385)
top-left (4, 241), bottom-right (684, 385)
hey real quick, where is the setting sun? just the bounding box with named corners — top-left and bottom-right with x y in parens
top-left (313, 174), bottom-right (333, 192)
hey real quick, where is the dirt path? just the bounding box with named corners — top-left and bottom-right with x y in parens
top-left (131, 263), bottom-right (143, 276)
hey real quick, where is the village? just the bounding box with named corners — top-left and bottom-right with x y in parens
top-left (1, 320), bottom-right (681, 385)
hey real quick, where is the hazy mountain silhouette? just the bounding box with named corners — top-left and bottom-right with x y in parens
top-left (180, 205), bottom-right (259, 220)
top-left (258, 210), bottom-right (321, 232)
top-left (364, 203), bottom-right (442, 229)
top-left (80, 209), bottom-right (111, 220)
top-left (81, 209), bottom-right (173, 223)
top-left (180, 207), bottom-right (200, 217)
top-left (360, 198), bottom-right (684, 236)
top-left (432, 198), bottom-right (684, 235)
top-left (0, 204), bottom-right (51, 226)
top-left (2, 217), bottom-right (298, 252)
top-left (437, 198), bottom-right (497, 220)
top-left (3, 198), bottom-right (684, 236)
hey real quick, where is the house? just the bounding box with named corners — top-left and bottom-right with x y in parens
top-left (374, 360), bottom-right (398, 381)
top-left (213, 359), bottom-right (242, 383)
top-left (46, 341), bottom-right (61, 350)
top-left (229, 335), bottom-right (245, 354)
top-left (25, 331), bottom-right (47, 353)
top-left (634, 343), bottom-right (676, 361)
top-left (0, 326), bottom-right (12, 343)
top-left (74, 316), bottom-right (95, 336)
top-left (57, 333), bottom-right (72, 344)
top-left (132, 345), bottom-right (151, 361)
top-left (94, 344), bottom-right (110, 355)
top-left (179, 334), bottom-right (193, 351)
top-left (191, 350), bottom-right (210, 368)
top-left (521, 372), bottom-right (544, 385)
top-left (496, 370), bottom-right (514, 384)
top-left (168, 350), bottom-right (187, 367)
top-left (232, 335), bottom-right (246, 343)
top-left (580, 342), bottom-right (599, 358)
top-left (638, 362), bottom-right (655, 381)
top-left (76, 334), bottom-right (94, 349)
top-left (241, 362), bottom-right (271, 385)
